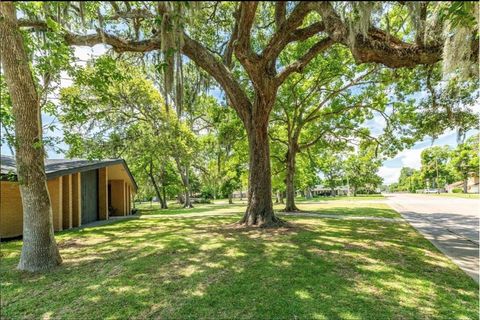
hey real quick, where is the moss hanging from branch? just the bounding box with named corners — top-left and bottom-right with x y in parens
top-left (442, 22), bottom-right (474, 79)
top-left (155, 1), bottom-right (197, 115)
top-left (340, 2), bottom-right (377, 48)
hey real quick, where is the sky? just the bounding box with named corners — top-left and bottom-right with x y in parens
top-left (1, 44), bottom-right (478, 185)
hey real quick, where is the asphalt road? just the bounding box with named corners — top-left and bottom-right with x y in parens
top-left (385, 193), bottom-right (479, 283)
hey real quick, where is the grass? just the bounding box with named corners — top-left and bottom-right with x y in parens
top-left (136, 200), bottom-right (400, 218)
top-left (136, 198), bottom-right (399, 219)
top-left (419, 193), bottom-right (480, 199)
top-left (296, 194), bottom-right (385, 202)
top-left (1, 201), bottom-right (478, 319)
top-left (283, 203), bottom-right (401, 218)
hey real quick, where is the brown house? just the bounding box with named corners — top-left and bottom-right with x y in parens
top-left (0, 155), bottom-right (138, 239)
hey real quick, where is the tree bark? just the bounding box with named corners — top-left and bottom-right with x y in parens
top-left (228, 193), bottom-right (233, 204)
top-left (147, 160), bottom-right (166, 209)
top-left (305, 188), bottom-right (313, 199)
top-left (161, 185), bottom-right (168, 209)
top-left (0, 2), bottom-right (61, 272)
top-left (463, 177), bottom-right (468, 194)
top-left (240, 117), bottom-right (283, 227)
top-left (183, 166), bottom-right (193, 208)
top-left (174, 157), bottom-right (193, 208)
top-left (284, 148), bottom-right (300, 211)
top-left (148, 172), bottom-right (165, 209)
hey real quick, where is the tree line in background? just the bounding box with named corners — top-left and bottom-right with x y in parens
top-left (390, 134), bottom-right (479, 193)
top-left (0, 2), bottom-right (478, 271)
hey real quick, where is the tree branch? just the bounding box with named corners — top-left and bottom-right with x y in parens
top-left (263, 1), bottom-right (317, 62)
top-left (224, 4), bottom-right (241, 68)
top-left (234, 2), bottom-right (259, 65)
top-left (314, 2), bottom-right (444, 68)
top-left (275, 37), bottom-right (334, 85)
top-left (302, 67), bottom-right (378, 124)
top-left (18, 19), bottom-right (253, 126)
top-left (274, 1), bottom-right (286, 29)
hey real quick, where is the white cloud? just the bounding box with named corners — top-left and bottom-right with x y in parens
top-left (378, 166), bottom-right (400, 184)
top-left (396, 148), bottom-right (424, 169)
top-left (73, 44), bottom-right (109, 65)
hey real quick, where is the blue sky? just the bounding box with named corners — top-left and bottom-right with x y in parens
top-left (1, 44), bottom-right (478, 185)
top-left (378, 129), bottom-right (478, 184)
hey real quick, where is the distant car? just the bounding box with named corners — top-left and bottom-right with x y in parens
top-left (424, 189), bottom-right (439, 194)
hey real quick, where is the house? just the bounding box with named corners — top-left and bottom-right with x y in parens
top-left (446, 175), bottom-right (480, 194)
top-left (0, 155), bottom-right (137, 239)
top-left (310, 185), bottom-right (349, 197)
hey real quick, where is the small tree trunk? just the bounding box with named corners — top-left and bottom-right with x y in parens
top-left (353, 187), bottom-right (357, 197)
top-left (183, 167), bottom-right (193, 208)
top-left (174, 157), bottom-right (193, 208)
top-left (284, 148), bottom-right (300, 211)
top-left (463, 177), bottom-right (468, 193)
top-left (161, 185), bottom-right (168, 209)
top-left (178, 193), bottom-right (185, 204)
top-left (280, 191), bottom-right (285, 204)
top-left (239, 118), bottom-right (282, 227)
top-left (148, 172), bottom-right (165, 209)
top-left (0, 2), bottom-right (61, 272)
top-left (228, 193), bottom-right (233, 204)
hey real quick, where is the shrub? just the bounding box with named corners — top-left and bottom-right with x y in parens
top-left (452, 188), bottom-right (463, 193)
top-left (192, 198), bottom-right (211, 204)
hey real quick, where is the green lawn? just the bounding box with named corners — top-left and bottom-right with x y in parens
top-left (136, 198), bottom-right (398, 218)
top-left (296, 194), bottom-right (385, 202)
top-left (419, 193), bottom-right (480, 199)
top-left (1, 202), bottom-right (477, 319)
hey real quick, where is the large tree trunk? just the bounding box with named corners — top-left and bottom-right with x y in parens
top-left (284, 148), bottom-right (299, 211)
top-left (0, 2), bottom-right (61, 272)
top-left (463, 177), bottom-right (468, 194)
top-left (239, 118), bottom-right (283, 227)
top-left (228, 193), bottom-right (233, 204)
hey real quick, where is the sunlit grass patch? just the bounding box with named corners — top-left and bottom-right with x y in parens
top-left (136, 200), bottom-right (400, 219)
top-left (1, 210), bottom-right (477, 319)
top-left (416, 193), bottom-right (480, 199)
top-left (296, 194), bottom-right (385, 202)
top-left (285, 203), bottom-right (401, 218)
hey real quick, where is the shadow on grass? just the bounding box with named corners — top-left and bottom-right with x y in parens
top-left (0, 216), bottom-right (478, 319)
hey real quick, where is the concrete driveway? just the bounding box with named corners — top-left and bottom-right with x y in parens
top-left (385, 193), bottom-right (479, 283)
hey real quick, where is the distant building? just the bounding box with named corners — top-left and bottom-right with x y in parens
top-left (310, 185), bottom-right (349, 197)
top-left (446, 175), bottom-right (480, 194)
